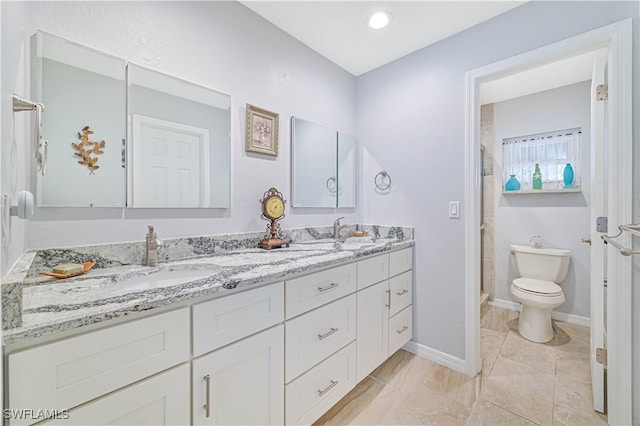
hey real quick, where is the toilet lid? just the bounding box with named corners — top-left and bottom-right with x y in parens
top-left (513, 278), bottom-right (562, 296)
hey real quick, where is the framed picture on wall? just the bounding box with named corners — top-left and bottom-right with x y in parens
top-left (245, 104), bottom-right (279, 157)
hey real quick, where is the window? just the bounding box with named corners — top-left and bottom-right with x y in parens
top-left (502, 128), bottom-right (581, 191)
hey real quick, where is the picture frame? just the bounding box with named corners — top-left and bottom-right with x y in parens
top-left (245, 104), bottom-right (279, 157)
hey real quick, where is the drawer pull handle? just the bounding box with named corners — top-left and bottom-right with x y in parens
top-left (385, 289), bottom-right (391, 309)
top-left (318, 327), bottom-right (339, 340)
top-left (318, 282), bottom-right (339, 292)
top-left (204, 374), bottom-right (211, 418)
top-left (396, 289), bottom-right (409, 296)
top-left (397, 325), bottom-right (409, 334)
top-left (317, 380), bottom-right (339, 397)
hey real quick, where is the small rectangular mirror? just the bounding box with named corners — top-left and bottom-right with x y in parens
top-left (291, 117), bottom-right (356, 208)
top-left (127, 64), bottom-right (231, 208)
top-left (35, 31), bottom-right (126, 207)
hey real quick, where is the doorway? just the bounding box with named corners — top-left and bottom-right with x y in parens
top-left (464, 19), bottom-right (633, 425)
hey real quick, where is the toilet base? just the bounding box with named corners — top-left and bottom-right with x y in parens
top-left (518, 305), bottom-right (554, 343)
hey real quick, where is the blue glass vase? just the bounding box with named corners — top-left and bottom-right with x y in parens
top-left (505, 174), bottom-right (521, 191)
top-left (563, 163), bottom-right (574, 188)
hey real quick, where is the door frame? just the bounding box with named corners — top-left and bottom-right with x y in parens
top-left (464, 18), bottom-right (632, 424)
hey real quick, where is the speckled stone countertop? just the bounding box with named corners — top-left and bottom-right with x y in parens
top-left (2, 225), bottom-right (413, 345)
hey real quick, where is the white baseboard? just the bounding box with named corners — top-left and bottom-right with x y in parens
top-left (490, 298), bottom-right (591, 327)
top-left (403, 341), bottom-right (468, 375)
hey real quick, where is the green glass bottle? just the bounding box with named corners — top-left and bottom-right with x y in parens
top-left (532, 163), bottom-right (542, 190)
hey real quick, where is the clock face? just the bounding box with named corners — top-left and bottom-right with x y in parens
top-left (264, 196), bottom-right (285, 219)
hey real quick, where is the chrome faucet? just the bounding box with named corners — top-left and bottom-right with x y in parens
top-left (145, 225), bottom-right (164, 266)
top-left (333, 217), bottom-right (349, 241)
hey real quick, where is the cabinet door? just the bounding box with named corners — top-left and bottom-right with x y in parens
top-left (192, 325), bottom-right (284, 425)
top-left (39, 364), bottom-right (190, 426)
top-left (356, 280), bottom-right (389, 382)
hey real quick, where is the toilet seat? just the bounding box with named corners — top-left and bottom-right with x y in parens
top-left (513, 277), bottom-right (562, 297)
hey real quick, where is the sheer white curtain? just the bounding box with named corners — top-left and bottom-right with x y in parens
top-left (502, 128), bottom-right (581, 190)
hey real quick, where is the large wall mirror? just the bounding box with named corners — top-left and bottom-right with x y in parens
top-left (35, 32), bottom-right (126, 207)
top-left (127, 64), bottom-right (230, 208)
top-left (291, 117), bottom-right (356, 208)
top-left (34, 31), bottom-right (231, 209)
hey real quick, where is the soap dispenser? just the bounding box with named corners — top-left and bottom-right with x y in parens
top-left (532, 163), bottom-right (542, 190)
top-left (145, 226), bottom-right (162, 266)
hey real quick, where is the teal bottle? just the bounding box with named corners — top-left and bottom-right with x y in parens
top-left (563, 163), bottom-right (574, 188)
top-left (505, 175), bottom-right (521, 191)
top-left (532, 163), bottom-right (542, 190)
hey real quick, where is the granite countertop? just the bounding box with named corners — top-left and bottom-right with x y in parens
top-left (2, 225), bottom-right (413, 345)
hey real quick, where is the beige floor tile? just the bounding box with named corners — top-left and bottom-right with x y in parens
top-left (381, 386), bottom-right (469, 425)
top-left (369, 349), bottom-right (415, 384)
top-left (555, 353), bottom-right (591, 384)
top-left (553, 403), bottom-right (608, 425)
top-left (419, 362), bottom-right (481, 408)
top-left (385, 351), bottom-right (437, 392)
top-left (466, 398), bottom-right (537, 425)
top-left (498, 331), bottom-right (557, 375)
top-left (313, 376), bottom-right (385, 425)
top-left (480, 355), bottom-right (555, 425)
top-left (481, 305), bottom-right (519, 333)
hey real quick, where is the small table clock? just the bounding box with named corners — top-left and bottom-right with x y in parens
top-left (258, 187), bottom-right (289, 250)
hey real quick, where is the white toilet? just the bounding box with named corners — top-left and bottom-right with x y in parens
top-left (510, 244), bottom-right (571, 343)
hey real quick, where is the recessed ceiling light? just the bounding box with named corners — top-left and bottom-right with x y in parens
top-left (367, 11), bottom-right (392, 30)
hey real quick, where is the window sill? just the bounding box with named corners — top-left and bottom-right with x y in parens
top-left (502, 188), bottom-right (582, 195)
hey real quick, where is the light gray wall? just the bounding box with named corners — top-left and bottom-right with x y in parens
top-left (356, 1), bottom-right (639, 366)
top-left (493, 81), bottom-right (591, 319)
top-left (0, 0), bottom-right (358, 269)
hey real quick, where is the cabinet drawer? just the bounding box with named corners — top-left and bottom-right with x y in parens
top-left (285, 263), bottom-right (356, 319)
top-left (389, 305), bottom-right (413, 355)
top-left (285, 294), bottom-right (356, 382)
top-left (193, 282), bottom-right (284, 357)
top-left (40, 364), bottom-right (190, 426)
top-left (8, 308), bottom-right (189, 423)
top-left (357, 254), bottom-right (389, 289)
top-left (389, 270), bottom-right (412, 317)
top-left (285, 341), bottom-right (356, 426)
top-left (389, 247), bottom-right (413, 277)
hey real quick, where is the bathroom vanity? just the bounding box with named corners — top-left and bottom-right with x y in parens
top-left (2, 226), bottom-right (413, 425)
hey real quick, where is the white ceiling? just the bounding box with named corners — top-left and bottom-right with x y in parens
top-left (241, 1), bottom-right (526, 76)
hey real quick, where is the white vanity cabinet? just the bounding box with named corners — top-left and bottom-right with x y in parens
top-left (192, 325), bottom-right (284, 426)
top-left (356, 248), bottom-right (413, 383)
top-left (191, 283), bottom-right (285, 426)
top-left (39, 365), bottom-right (190, 426)
top-left (7, 308), bottom-right (190, 426)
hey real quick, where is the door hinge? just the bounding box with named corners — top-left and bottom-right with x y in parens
top-left (596, 347), bottom-right (607, 366)
top-left (596, 84), bottom-right (608, 101)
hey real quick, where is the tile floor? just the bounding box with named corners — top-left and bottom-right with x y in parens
top-left (314, 304), bottom-right (608, 425)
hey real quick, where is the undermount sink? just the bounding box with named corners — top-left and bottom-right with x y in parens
top-left (111, 269), bottom-right (216, 290)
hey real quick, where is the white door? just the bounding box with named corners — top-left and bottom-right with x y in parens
top-left (131, 115), bottom-right (210, 208)
top-left (589, 49), bottom-right (607, 414)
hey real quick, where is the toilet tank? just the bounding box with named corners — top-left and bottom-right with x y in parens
top-left (510, 244), bottom-right (571, 283)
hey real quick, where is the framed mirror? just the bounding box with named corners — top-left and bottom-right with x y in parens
top-left (291, 117), bottom-right (356, 208)
top-left (35, 31), bottom-right (126, 207)
top-left (127, 64), bottom-right (231, 208)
